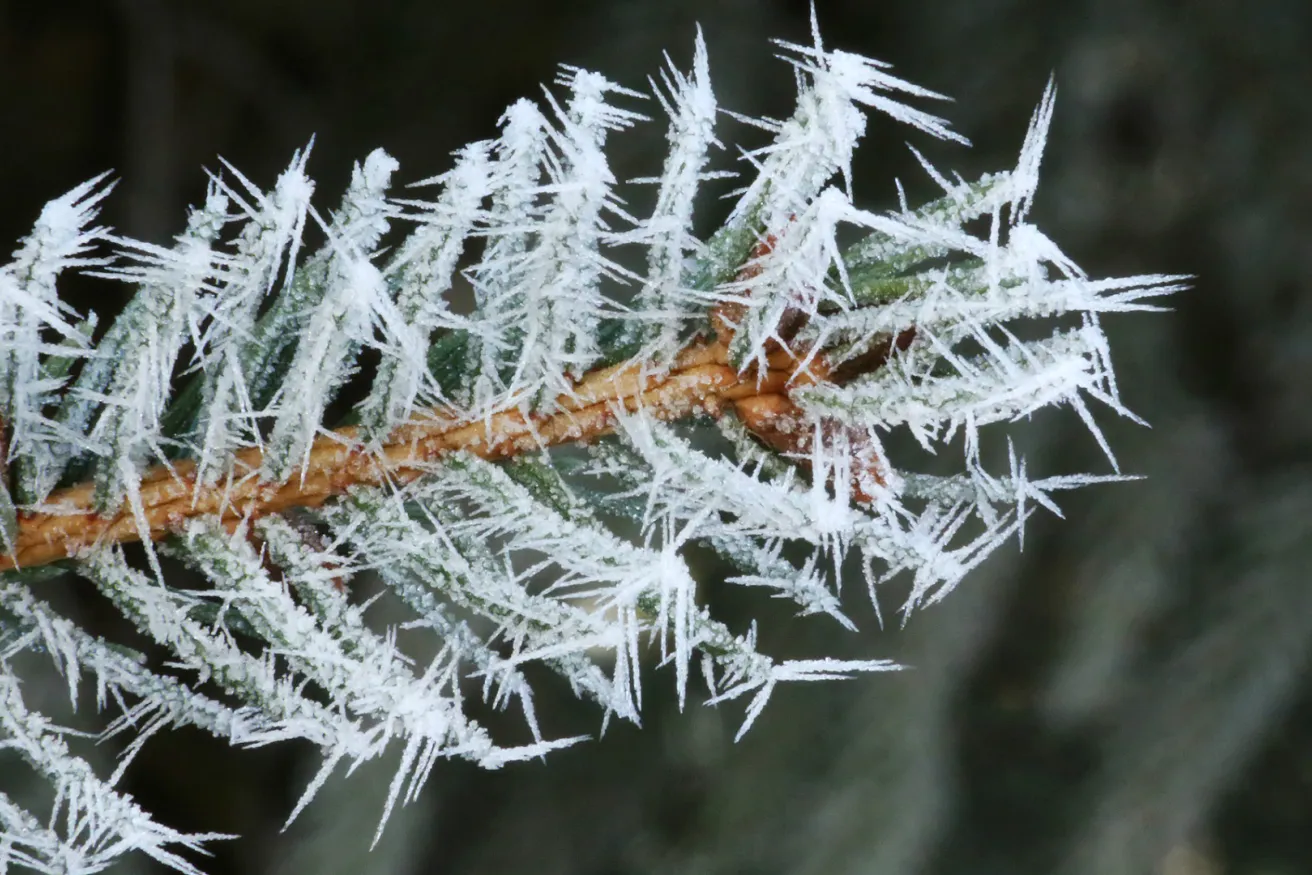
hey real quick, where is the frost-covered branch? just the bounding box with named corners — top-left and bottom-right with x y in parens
top-left (0, 13), bottom-right (1177, 873)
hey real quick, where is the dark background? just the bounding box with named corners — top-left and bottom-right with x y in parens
top-left (3, 1), bottom-right (1312, 873)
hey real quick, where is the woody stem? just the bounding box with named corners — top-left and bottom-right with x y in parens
top-left (1, 339), bottom-right (826, 572)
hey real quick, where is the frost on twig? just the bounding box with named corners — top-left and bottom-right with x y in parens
top-left (0, 15), bottom-right (1179, 873)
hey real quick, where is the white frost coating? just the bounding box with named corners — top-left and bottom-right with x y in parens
top-left (0, 16), bottom-right (1177, 872)
top-left (325, 459), bottom-right (665, 722)
top-left (263, 149), bottom-right (403, 481)
top-left (724, 186), bottom-right (879, 374)
top-left (470, 67), bottom-right (645, 410)
top-left (0, 581), bottom-right (261, 773)
top-left (0, 668), bottom-right (230, 875)
top-left (710, 8), bottom-right (969, 373)
top-left (602, 406), bottom-right (1107, 617)
top-left (0, 174), bottom-right (112, 504)
top-left (797, 323), bottom-right (1133, 469)
top-left (326, 455), bottom-right (894, 737)
top-left (86, 183), bottom-right (228, 509)
top-left (361, 143), bottom-right (493, 435)
top-left (180, 517), bottom-right (580, 842)
top-left (464, 99), bottom-right (552, 411)
top-left (191, 147), bottom-right (315, 485)
top-left (620, 27), bottom-right (720, 362)
top-left (724, 7), bottom-right (965, 237)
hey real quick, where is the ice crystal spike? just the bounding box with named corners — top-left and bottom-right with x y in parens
top-left (359, 142), bottom-right (493, 437)
top-left (1, 173), bottom-right (113, 506)
top-left (620, 26), bottom-right (721, 363)
top-left (0, 16), bottom-right (1177, 873)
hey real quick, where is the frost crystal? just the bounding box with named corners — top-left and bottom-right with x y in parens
top-left (0, 17), bottom-right (1178, 873)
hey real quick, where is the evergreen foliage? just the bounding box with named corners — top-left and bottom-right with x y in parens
top-left (0, 14), bottom-right (1179, 873)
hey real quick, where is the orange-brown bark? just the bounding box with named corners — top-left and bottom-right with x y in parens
top-left (0, 338), bottom-right (825, 571)
top-left (3, 224), bottom-right (914, 574)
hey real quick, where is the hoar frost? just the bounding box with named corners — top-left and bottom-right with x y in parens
top-left (0, 11), bottom-right (1181, 874)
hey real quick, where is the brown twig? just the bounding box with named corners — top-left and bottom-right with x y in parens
top-left (4, 220), bottom-right (914, 574)
top-left (0, 338), bottom-right (825, 572)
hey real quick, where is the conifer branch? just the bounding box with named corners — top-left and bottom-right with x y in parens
top-left (0, 13), bottom-right (1184, 872)
top-left (1, 333), bottom-right (834, 571)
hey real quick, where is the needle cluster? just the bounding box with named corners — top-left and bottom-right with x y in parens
top-left (0, 13), bottom-right (1179, 873)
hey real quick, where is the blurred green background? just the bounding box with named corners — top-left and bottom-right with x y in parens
top-left (3, 1), bottom-right (1312, 873)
